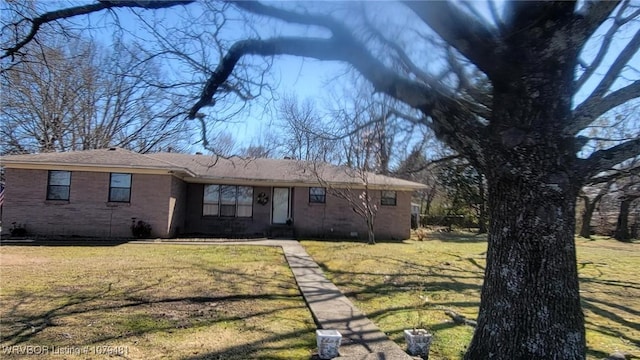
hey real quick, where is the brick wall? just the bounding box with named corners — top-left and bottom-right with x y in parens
top-left (3, 168), bottom-right (174, 238)
top-left (3, 169), bottom-right (413, 240)
top-left (168, 176), bottom-right (187, 237)
top-left (292, 187), bottom-right (411, 240)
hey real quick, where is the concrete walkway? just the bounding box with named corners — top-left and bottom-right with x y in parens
top-left (154, 238), bottom-right (415, 360)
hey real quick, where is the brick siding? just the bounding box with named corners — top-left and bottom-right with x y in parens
top-left (3, 169), bottom-right (413, 240)
top-left (3, 168), bottom-right (175, 238)
top-left (292, 187), bottom-right (411, 240)
top-left (168, 176), bottom-right (187, 237)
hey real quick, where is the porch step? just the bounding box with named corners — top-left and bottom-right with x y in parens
top-left (269, 225), bottom-right (295, 239)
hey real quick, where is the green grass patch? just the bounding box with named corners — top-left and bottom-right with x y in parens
top-left (0, 244), bottom-right (315, 359)
top-left (302, 232), bottom-right (640, 360)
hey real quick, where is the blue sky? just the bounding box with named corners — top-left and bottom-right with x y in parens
top-left (37, 1), bottom-right (640, 157)
top-left (73, 2), bottom-right (352, 152)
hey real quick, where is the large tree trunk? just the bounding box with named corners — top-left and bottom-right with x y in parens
top-left (466, 152), bottom-right (584, 358)
top-left (465, 52), bottom-right (585, 358)
top-left (614, 196), bottom-right (639, 242)
top-left (466, 174), bottom-right (583, 359)
top-left (579, 196), bottom-right (598, 239)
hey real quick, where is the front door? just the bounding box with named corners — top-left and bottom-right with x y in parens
top-left (272, 187), bottom-right (290, 224)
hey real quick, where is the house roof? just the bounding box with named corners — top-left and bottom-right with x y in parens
top-left (1, 147), bottom-right (184, 171)
top-left (1, 148), bottom-right (427, 190)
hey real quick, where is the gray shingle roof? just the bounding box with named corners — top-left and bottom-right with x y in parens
top-left (2, 148), bottom-right (426, 190)
top-left (1, 148), bottom-right (180, 170)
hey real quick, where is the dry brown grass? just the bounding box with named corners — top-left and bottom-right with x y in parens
top-left (0, 244), bottom-right (315, 359)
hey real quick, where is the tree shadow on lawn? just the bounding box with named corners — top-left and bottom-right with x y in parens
top-left (0, 237), bottom-right (134, 247)
top-left (316, 252), bottom-right (640, 358)
top-left (0, 256), bottom-right (317, 359)
top-left (181, 320), bottom-right (467, 360)
top-left (316, 255), bottom-right (484, 297)
top-left (581, 297), bottom-right (640, 344)
top-left (1, 285), bottom-right (308, 346)
top-left (181, 327), bottom-right (315, 360)
top-left (420, 231), bottom-right (488, 243)
top-left (580, 276), bottom-right (640, 291)
top-left (307, 230), bottom-right (488, 245)
top-left (316, 255), bottom-right (483, 329)
top-left (304, 237), bottom-right (413, 245)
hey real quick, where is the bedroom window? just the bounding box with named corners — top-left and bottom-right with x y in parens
top-left (381, 190), bottom-right (397, 206)
top-left (47, 170), bottom-right (71, 200)
top-left (309, 187), bottom-right (326, 203)
top-left (109, 173), bottom-right (132, 202)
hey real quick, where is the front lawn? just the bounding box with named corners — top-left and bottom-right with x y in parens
top-left (0, 244), bottom-right (315, 359)
top-left (302, 233), bottom-right (639, 360)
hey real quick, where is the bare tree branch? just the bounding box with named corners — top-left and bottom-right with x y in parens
top-left (487, 0), bottom-right (506, 34)
top-left (187, 35), bottom-right (490, 168)
top-left (360, 13), bottom-right (437, 86)
top-left (402, 1), bottom-right (501, 79)
top-left (587, 165), bottom-right (640, 185)
top-left (1, 1), bottom-right (194, 61)
top-left (581, 138), bottom-right (640, 180)
top-left (396, 154), bottom-right (462, 175)
top-left (569, 80), bottom-right (640, 135)
top-left (575, 0), bottom-right (637, 91)
top-left (445, 47), bottom-right (492, 117)
top-left (188, 1), bottom-right (490, 166)
top-left (576, 30), bottom-right (640, 114)
top-left (575, 0), bottom-right (622, 44)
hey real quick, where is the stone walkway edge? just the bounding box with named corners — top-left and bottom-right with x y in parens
top-left (144, 238), bottom-right (416, 360)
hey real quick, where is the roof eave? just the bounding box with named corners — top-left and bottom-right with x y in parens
top-left (1, 161), bottom-right (195, 177)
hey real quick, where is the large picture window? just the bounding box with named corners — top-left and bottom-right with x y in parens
top-left (203, 185), bottom-right (253, 218)
top-left (47, 170), bottom-right (71, 200)
top-left (109, 173), bottom-right (132, 202)
top-left (309, 187), bottom-right (326, 204)
top-left (381, 190), bottom-right (397, 206)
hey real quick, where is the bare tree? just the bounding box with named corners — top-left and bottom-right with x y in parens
top-left (435, 158), bottom-right (489, 233)
top-left (579, 182), bottom-right (614, 239)
top-left (239, 130), bottom-right (280, 158)
top-left (580, 162), bottom-right (640, 239)
top-left (1, 35), bottom-right (186, 154)
top-left (278, 94), bottom-right (383, 245)
top-left (3, 1), bottom-right (640, 358)
top-left (277, 95), bottom-right (337, 162)
top-left (613, 174), bottom-right (640, 241)
top-left (393, 132), bottom-right (449, 219)
top-left (307, 162), bottom-right (380, 245)
top-left (578, 109), bottom-right (640, 238)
